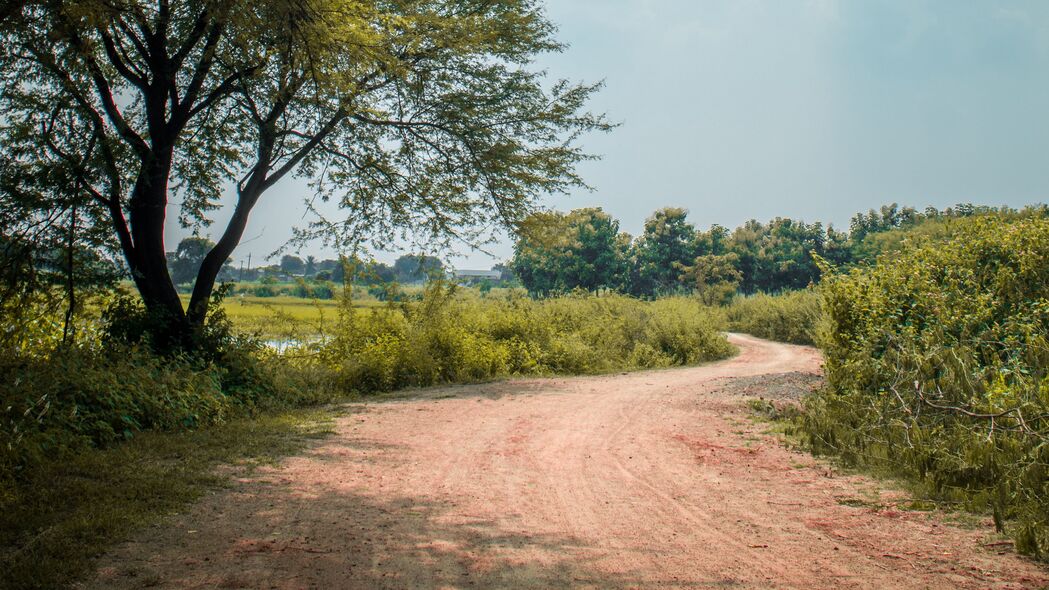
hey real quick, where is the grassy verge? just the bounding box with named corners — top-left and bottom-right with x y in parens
top-left (0, 406), bottom-right (339, 590)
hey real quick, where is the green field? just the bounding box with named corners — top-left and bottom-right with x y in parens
top-left (180, 289), bottom-right (382, 339)
top-left (182, 284), bottom-right (523, 339)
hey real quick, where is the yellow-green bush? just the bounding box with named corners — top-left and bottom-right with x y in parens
top-left (805, 216), bottom-right (1049, 557)
top-left (318, 284), bottom-right (734, 392)
top-left (0, 297), bottom-right (339, 485)
top-left (725, 290), bottom-right (821, 345)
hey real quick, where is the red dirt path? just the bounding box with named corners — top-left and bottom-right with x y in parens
top-left (88, 334), bottom-right (1049, 589)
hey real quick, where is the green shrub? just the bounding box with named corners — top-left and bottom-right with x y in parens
top-left (253, 284), bottom-right (277, 297)
top-left (291, 280), bottom-right (335, 300)
top-left (725, 290), bottom-right (821, 345)
top-left (319, 284), bottom-right (734, 392)
top-left (0, 296), bottom-right (337, 485)
top-left (804, 216), bottom-right (1049, 557)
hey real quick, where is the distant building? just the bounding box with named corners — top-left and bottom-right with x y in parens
top-left (453, 269), bottom-right (502, 281)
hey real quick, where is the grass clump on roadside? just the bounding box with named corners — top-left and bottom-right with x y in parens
top-left (725, 289), bottom-right (822, 345)
top-left (1, 294), bottom-right (339, 479)
top-left (798, 216), bottom-right (1049, 559)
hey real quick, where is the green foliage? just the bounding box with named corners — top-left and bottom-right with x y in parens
top-left (1, 345), bottom-right (228, 475)
top-left (291, 278), bottom-right (335, 300)
top-left (512, 208), bottom-right (629, 295)
top-left (728, 217), bottom-right (847, 294)
top-left (509, 202), bottom-right (1041, 301)
top-left (680, 253), bottom-right (743, 306)
top-left (0, 296), bottom-right (337, 485)
top-left (320, 282), bottom-right (734, 392)
top-left (628, 207), bottom-right (698, 295)
top-left (847, 203), bottom-right (1048, 264)
top-left (726, 290), bottom-right (822, 345)
top-left (1, 0), bottom-right (611, 337)
top-left (280, 255), bottom-right (306, 276)
top-left (167, 237), bottom-right (216, 286)
top-left (804, 216), bottom-right (1049, 557)
top-left (393, 255), bottom-right (445, 284)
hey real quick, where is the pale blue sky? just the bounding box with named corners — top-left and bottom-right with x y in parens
top-left (174, 0), bottom-right (1049, 269)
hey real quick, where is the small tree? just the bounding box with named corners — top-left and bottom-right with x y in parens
top-left (512, 208), bottom-right (628, 295)
top-left (629, 208), bottom-right (698, 296)
top-left (279, 255), bottom-right (305, 276)
top-left (679, 253), bottom-right (741, 306)
top-left (393, 254), bottom-right (444, 284)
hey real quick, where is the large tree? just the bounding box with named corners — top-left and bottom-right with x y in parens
top-left (393, 254), bottom-right (444, 283)
top-left (0, 0), bottom-right (609, 347)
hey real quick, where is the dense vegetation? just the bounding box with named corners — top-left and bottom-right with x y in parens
top-left (801, 215), bottom-right (1049, 557)
top-left (317, 284), bottom-right (733, 392)
top-left (510, 203), bottom-right (1036, 299)
top-left (725, 290), bottom-right (821, 346)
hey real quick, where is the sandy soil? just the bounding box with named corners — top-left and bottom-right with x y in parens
top-left (87, 334), bottom-right (1049, 589)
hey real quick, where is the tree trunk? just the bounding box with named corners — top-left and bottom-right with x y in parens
top-left (186, 194), bottom-right (258, 328)
top-left (126, 150), bottom-right (190, 349)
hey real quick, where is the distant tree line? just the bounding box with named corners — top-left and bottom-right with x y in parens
top-left (163, 244), bottom-right (516, 294)
top-left (510, 203), bottom-right (1039, 300)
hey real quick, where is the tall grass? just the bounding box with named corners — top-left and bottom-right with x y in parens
top-left (315, 284), bottom-right (735, 393)
top-left (725, 290), bottom-right (821, 345)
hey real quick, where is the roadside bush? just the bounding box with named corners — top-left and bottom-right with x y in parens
top-left (320, 284), bottom-right (734, 392)
top-left (725, 290), bottom-right (821, 345)
top-left (0, 345), bottom-right (228, 475)
top-left (0, 296), bottom-right (336, 485)
top-left (804, 216), bottom-right (1049, 557)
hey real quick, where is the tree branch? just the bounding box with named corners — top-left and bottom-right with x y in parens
top-left (97, 27), bottom-right (149, 89)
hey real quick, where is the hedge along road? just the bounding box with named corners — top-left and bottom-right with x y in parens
top-left (88, 335), bottom-right (1049, 589)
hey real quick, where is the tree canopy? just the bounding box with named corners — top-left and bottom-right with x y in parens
top-left (0, 0), bottom-right (609, 347)
top-left (511, 208), bottom-right (628, 295)
top-left (167, 236), bottom-right (215, 285)
top-left (628, 208), bottom-right (698, 296)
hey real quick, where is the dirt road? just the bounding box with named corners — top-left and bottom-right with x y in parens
top-left (91, 335), bottom-right (1049, 589)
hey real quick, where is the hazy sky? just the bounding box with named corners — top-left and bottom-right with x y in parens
top-left (172, 0), bottom-right (1049, 269)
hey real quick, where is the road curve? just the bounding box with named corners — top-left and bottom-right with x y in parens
top-left (89, 334), bottom-right (1048, 589)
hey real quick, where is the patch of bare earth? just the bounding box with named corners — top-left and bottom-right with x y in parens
top-left (85, 334), bottom-right (1049, 589)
